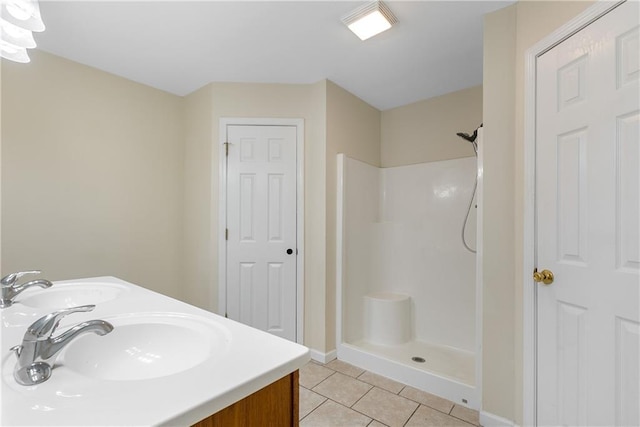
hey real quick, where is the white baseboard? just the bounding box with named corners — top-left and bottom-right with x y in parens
top-left (309, 348), bottom-right (337, 364)
top-left (480, 411), bottom-right (515, 427)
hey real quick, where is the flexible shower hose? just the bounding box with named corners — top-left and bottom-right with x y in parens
top-left (462, 174), bottom-right (477, 254)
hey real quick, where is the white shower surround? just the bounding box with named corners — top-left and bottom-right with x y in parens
top-left (336, 154), bottom-right (479, 408)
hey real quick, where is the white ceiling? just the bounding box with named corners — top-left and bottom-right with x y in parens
top-left (35, 1), bottom-right (512, 111)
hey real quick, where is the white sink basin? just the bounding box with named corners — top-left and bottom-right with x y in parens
top-left (1, 276), bottom-right (310, 427)
top-left (20, 283), bottom-right (126, 309)
top-left (60, 313), bottom-right (231, 381)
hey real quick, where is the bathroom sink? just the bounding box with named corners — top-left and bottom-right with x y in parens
top-left (19, 283), bottom-right (126, 309)
top-left (60, 313), bottom-right (231, 381)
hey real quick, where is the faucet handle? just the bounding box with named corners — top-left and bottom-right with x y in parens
top-left (1, 271), bottom-right (42, 287)
top-left (26, 305), bottom-right (96, 340)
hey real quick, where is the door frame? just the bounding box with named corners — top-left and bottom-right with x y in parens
top-left (216, 117), bottom-right (305, 344)
top-left (522, 1), bottom-right (624, 425)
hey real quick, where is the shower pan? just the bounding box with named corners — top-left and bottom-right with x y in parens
top-left (336, 133), bottom-right (483, 409)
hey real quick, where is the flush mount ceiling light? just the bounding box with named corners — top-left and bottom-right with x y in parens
top-left (0, 0), bottom-right (45, 63)
top-left (342, 1), bottom-right (397, 41)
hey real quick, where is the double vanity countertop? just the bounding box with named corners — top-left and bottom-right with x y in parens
top-left (0, 276), bottom-right (310, 426)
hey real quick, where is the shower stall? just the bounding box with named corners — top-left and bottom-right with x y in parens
top-left (336, 134), bottom-right (482, 409)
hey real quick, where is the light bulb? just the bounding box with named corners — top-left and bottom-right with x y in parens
top-left (342, 1), bottom-right (397, 42)
top-left (347, 10), bottom-right (392, 41)
top-left (5, 0), bottom-right (35, 21)
top-left (0, 0), bottom-right (44, 32)
top-left (1, 17), bottom-right (36, 48)
top-left (0, 39), bottom-right (30, 63)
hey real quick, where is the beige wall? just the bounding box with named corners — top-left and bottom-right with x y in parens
top-left (482, 1), bottom-right (595, 423)
top-left (1, 52), bottom-right (375, 357)
top-left (0, 47), bottom-right (472, 358)
top-left (326, 80), bottom-right (381, 351)
top-left (181, 81), bottom-right (330, 352)
top-left (381, 85), bottom-right (482, 167)
top-left (482, 4), bottom-right (517, 421)
top-left (183, 84), bottom-right (214, 309)
top-left (184, 81), bottom-right (475, 354)
top-left (1, 50), bottom-right (185, 298)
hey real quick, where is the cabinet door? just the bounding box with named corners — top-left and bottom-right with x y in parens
top-left (193, 371), bottom-right (299, 427)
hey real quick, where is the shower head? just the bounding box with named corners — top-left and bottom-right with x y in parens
top-left (456, 124), bottom-right (482, 155)
top-left (456, 129), bottom-right (477, 143)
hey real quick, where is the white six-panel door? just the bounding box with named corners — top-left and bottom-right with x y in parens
top-left (536, 2), bottom-right (639, 425)
top-left (225, 125), bottom-right (298, 342)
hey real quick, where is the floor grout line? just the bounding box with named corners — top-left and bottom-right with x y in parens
top-left (301, 361), bottom-right (479, 426)
top-left (299, 385), bottom-right (327, 421)
top-left (322, 396), bottom-right (376, 424)
top-left (301, 381), bottom-right (466, 425)
top-left (402, 403), bottom-right (421, 427)
top-left (309, 369), bottom-right (337, 391)
top-left (349, 385), bottom-right (374, 409)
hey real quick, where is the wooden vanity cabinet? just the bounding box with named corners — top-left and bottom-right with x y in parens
top-left (192, 370), bottom-right (299, 427)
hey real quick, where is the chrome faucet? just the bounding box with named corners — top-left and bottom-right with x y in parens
top-left (1, 270), bottom-right (53, 308)
top-left (10, 305), bottom-right (114, 386)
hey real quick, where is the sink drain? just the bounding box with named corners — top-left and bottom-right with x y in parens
top-left (411, 356), bottom-right (426, 363)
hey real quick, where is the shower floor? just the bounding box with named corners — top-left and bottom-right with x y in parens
top-left (351, 339), bottom-right (474, 385)
top-left (338, 338), bottom-right (477, 408)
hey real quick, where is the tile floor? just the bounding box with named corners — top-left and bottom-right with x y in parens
top-left (299, 360), bottom-right (480, 427)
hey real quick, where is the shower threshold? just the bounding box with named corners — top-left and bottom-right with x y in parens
top-left (338, 339), bottom-right (477, 408)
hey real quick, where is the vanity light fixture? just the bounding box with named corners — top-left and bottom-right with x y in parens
top-left (0, 0), bottom-right (45, 63)
top-left (342, 1), bottom-right (397, 41)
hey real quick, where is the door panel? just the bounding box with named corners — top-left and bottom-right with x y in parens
top-left (536, 2), bottom-right (639, 425)
top-left (226, 125), bottom-right (297, 341)
top-left (616, 318), bottom-right (639, 426)
top-left (616, 111), bottom-right (639, 272)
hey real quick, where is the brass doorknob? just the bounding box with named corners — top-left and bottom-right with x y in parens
top-left (533, 269), bottom-right (554, 285)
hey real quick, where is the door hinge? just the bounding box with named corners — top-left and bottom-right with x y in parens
top-left (224, 312), bottom-right (228, 318)
top-left (224, 142), bottom-right (229, 156)
top-left (225, 228), bottom-right (229, 240)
